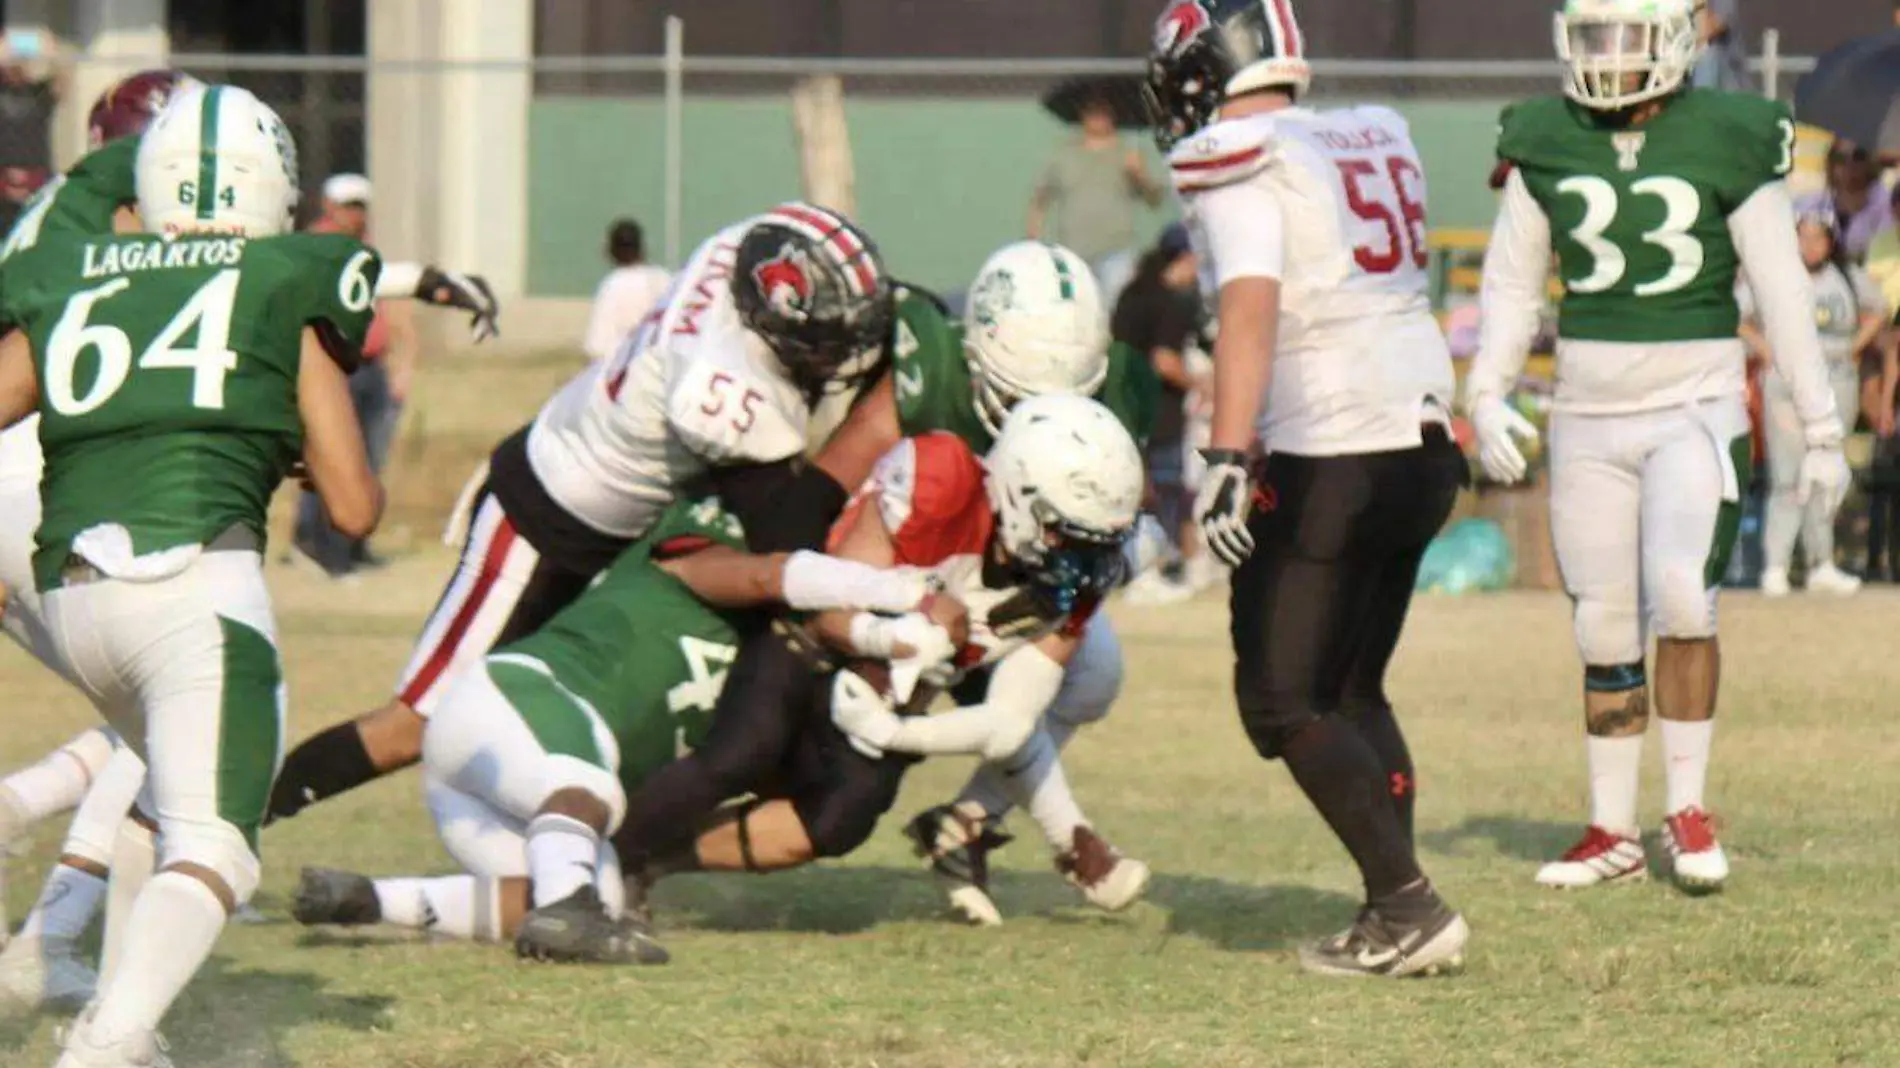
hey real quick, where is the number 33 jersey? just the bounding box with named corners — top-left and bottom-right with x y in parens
top-left (0, 230), bottom-right (379, 590)
top-left (1169, 106), bottom-right (1454, 456)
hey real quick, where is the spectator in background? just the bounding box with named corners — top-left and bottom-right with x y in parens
top-left (1114, 223), bottom-right (1208, 604)
top-left (583, 217), bottom-right (672, 360)
top-left (0, 31), bottom-right (63, 236)
top-left (1739, 213), bottom-right (1886, 596)
top-left (1691, 0), bottom-right (1751, 92)
top-left (292, 173), bottom-right (417, 578)
top-left (1796, 140), bottom-right (1892, 263)
top-left (1028, 94), bottom-right (1164, 312)
top-left (1862, 183), bottom-right (1900, 312)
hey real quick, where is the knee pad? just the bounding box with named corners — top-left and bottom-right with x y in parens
top-left (1572, 596), bottom-right (1643, 667)
top-left (426, 778), bottom-right (529, 878)
top-left (1046, 621), bottom-right (1123, 730)
top-left (60, 747), bottom-right (148, 867)
top-left (158, 817), bottom-right (261, 905)
top-left (540, 754), bottom-right (627, 836)
top-left (1649, 572), bottom-right (1717, 639)
top-left (1237, 702), bottom-right (1324, 762)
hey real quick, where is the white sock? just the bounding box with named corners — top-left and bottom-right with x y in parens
top-left (526, 815), bottom-right (599, 909)
top-left (87, 871), bottom-right (227, 1040)
top-left (373, 875), bottom-right (507, 943)
top-left (1585, 734), bottom-right (1644, 838)
top-left (0, 729), bottom-right (115, 826)
top-left (16, 863), bottom-right (106, 947)
top-left (993, 729), bottom-right (1089, 853)
top-left (100, 821), bottom-right (156, 990)
top-left (1661, 719), bottom-right (1715, 814)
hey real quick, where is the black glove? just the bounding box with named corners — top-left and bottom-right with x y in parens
top-left (1194, 449), bottom-right (1256, 567)
top-left (418, 266), bottom-right (500, 342)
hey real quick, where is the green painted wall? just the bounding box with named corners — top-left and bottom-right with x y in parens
top-left (528, 94), bottom-right (1511, 298)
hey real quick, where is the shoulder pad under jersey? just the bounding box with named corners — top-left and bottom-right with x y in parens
top-left (1168, 116), bottom-right (1276, 195)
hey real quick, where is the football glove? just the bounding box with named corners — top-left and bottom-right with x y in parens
top-left (1797, 441), bottom-right (1852, 513)
top-left (419, 266), bottom-right (501, 343)
top-left (1470, 394), bottom-right (1539, 484)
top-left (1194, 449), bottom-right (1255, 568)
top-left (831, 669), bottom-right (902, 760)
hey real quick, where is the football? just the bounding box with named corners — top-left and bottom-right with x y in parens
top-left (845, 593), bottom-right (969, 715)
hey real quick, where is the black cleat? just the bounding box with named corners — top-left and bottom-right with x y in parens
top-left (1297, 895), bottom-right (1469, 979)
top-left (903, 802), bottom-right (1014, 926)
top-left (514, 886), bottom-right (669, 966)
top-left (293, 868), bottom-right (382, 926)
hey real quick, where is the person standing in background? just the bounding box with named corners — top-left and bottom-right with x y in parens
top-left (1114, 223), bottom-right (1208, 603)
top-left (583, 218), bottom-right (672, 360)
top-left (1796, 141), bottom-right (1892, 263)
top-left (1740, 214), bottom-right (1887, 596)
top-left (1028, 94), bottom-right (1165, 311)
top-left (1690, 0), bottom-right (1751, 92)
top-left (0, 32), bottom-right (63, 237)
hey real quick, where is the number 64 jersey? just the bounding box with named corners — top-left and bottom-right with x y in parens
top-left (1168, 105), bottom-right (1454, 457)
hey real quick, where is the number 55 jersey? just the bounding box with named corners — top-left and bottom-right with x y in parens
top-left (1167, 104), bottom-right (1454, 456)
top-left (0, 230), bottom-right (379, 590)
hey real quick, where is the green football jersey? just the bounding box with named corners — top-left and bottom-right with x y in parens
top-left (0, 136), bottom-right (139, 261)
top-left (891, 289), bottom-right (1156, 451)
top-left (0, 230), bottom-right (381, 589)
top-left (1498, 89), bottom-right (1794, 344)
top-left (503, 498), bottom-right (750, 788)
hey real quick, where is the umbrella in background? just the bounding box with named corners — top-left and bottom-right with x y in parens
top-left (1795, 30), bottom-right (1900, 155)
top-left (1041, 73), bottom-right (1152, 129)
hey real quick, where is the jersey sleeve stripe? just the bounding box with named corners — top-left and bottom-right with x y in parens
top-left (1172, 146), bottom-right (1266, 173)
top-left (769, 203), bottom-right (880, 299)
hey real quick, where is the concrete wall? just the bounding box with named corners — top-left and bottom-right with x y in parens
top-left (526, 94), bottom-right (1510, 298)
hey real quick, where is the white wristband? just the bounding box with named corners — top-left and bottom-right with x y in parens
top-left (375, 260), bottom-right (425, 299)
top-left (848, 613), bottom-right (896, 658)
top-left (782, 550), bottom-right (928, 613)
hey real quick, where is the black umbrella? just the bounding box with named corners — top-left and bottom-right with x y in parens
top-left (1041, 73), bottom-right (1152, 129)
top-left (1795, 29), bottom-right (1900, 154)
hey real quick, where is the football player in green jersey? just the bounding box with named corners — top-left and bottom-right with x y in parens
top-left (0, 84), bottom-right (385, 1066)
top-left (809, 240), bottom-right (1160, 925)
top-left (289, 497), bottom-right (944, 962)
top-left (1463, 0), bottom-right (1851, 894)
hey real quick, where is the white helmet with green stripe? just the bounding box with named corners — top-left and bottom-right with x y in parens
top-left (1554, 0), bottom-right (1701, 111)
top-left (136, 83), bottom-right (299, 237)
top-left (962, 241), bottom-right (1110, 437)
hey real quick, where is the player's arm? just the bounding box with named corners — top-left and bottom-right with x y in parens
top-left (1198, 181), bottom-right (1285, 456)
top-left (657, 541), bottom-right (927, 615)
top-left (0, 329), bottom-right (39, 428)
top-left (813, 371), bottom-right (900, 491)
top-left (298, 326), bottom-right (384, 538)
top-left (1465, 168), bottom-right (1552, 410)
top-left (376, 260), bottom-right (499, 342)
top-left (1730, 181), bottom-right (1843, 439)
top-left (832, 631), bottom-right (1079, 761)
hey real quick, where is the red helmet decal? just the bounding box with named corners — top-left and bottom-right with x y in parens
top-left (1154, 1), bottom-right (1212, 58)
top-left (754, 245), bottom-right (816, 320)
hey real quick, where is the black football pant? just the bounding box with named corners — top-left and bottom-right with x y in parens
top-left (1230, 425), bottom-right (1463, 902)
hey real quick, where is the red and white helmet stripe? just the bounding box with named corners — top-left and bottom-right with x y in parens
top-left (1263, 0), bottom-right (1304, 59)
top-left (762, 201), bottom-right (881, 299)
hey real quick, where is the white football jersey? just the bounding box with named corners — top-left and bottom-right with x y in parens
top-left (0, 416), bottom-right (42, 485)
top-left (1170, 105), bottom-right (1455, 456)
top-left (525, 224), bottom-right (823, 540)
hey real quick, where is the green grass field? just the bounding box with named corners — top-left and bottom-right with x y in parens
top-left (4, 556), bottom-right (1899, 1067)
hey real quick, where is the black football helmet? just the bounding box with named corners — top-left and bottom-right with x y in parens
top-left (1144, 0), bottom-right (1314, 151)
top-left (733, 203), bottom-right (895, 396)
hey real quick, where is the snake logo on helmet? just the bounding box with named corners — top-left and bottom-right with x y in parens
top-left (984, 394), bottom-right (1143, 610)
top-left (962, 241), bottom-right (1110, 437)
top-left (135, 83), bottom-right (299, 238)
top-left (1144, 0), bottom-right (1312, 150)
top-left (733, 202), bottom-right (895, 396)
top-left (1554, 0), bottom-right (1701, 112)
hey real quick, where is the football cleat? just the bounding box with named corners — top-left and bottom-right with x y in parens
top-left (0, 934), bottom-right (97, 1012)
top-left (292, 868), bottom-right (382, 926)
top-left (1056, 826), bottom-right (1150, 912)
top-left (1535, 825), bottom-right (1647, 888)
top-left (1758, 569), bottom-right (1790, 598)
top-left (1298, 898), bottom-right (1468, 979)
top-left (514, 886), bottom-right (668, 966)
top-left (53, 1008), bottom-right (172, 1068)
top-left (904, 802), bottom-right (1013, 927)
top-left (1805, 564), bottom-right (1862, 597)
top-left (1662, 807), bottom-right (1728, 894)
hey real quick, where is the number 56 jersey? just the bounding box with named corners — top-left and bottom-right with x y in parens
top-left (1169, 105), bottom-right (1454, 456)
top-left (0, 230), bottom-right (379, 590)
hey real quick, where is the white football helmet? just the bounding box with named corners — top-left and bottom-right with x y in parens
top-left (963, 241), bottom-right (1110, 437)
top-left (136, 83), bottom-right (299, 237)
top-left (985, 394), bottom-right (1144, 608)
top-left (1554, 0), bottom-right (1701, 112)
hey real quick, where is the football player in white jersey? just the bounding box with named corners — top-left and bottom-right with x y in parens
top-left (1147, 0), bottom-right (1467, 978)
top-left (264, 203), bottom-right (896, 828)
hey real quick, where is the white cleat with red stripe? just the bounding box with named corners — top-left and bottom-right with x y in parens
top-left (1662, 807), bottom-right (1728, 894)
top-left (1534, 825), bottom-right (1647, 888)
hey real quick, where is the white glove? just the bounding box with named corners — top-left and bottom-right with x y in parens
top-left (1193, 449), bottom-right (1255, 568)
top-left (830, 669), bottom-right (902, 760)
top-left (880, 612), bottom-right (959, 704)
top-left (1470, 395), bottom-right (1539, 484)
top-left (1797, 442), bottom-right (1852, 512)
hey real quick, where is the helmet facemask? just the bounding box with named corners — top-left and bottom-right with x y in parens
top-left (1554, 4), bottom-right (1699, 112)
